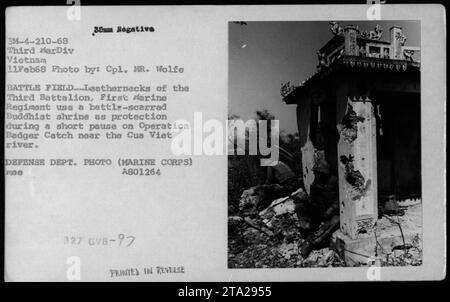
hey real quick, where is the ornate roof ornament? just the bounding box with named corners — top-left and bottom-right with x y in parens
top-left (358, 24), bottom-right (383, 40)
top-left (330, 22), bottom-right (383, 41)
top-left (285, 23), bottom-right (420, 99)
top-left (330, 21), bottom-right (344, 36)
top-left (403, 49), bottom-right (415, 61)
top-left (280, 81), bottom-right (297, 98)
top-left (395, 31), bottom-right (407, 46)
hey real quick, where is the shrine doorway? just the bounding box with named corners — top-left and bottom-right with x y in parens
top-left (375, 92), bottom-right (421, 202)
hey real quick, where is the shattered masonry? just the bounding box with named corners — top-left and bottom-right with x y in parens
top-left (340, 154), bottom-right (371, 200)
top-left (339, 104), bottom-right (365, 144)
top-left (356, 218), bottom-right (374, 235)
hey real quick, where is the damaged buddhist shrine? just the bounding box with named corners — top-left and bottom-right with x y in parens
top-left (282, 22), bottom-right (421, 263)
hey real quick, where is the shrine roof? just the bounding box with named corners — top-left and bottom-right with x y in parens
top-left (282, 22), bottom-right (420, 104)
top-left (283, 55), bottom-right (420, 104)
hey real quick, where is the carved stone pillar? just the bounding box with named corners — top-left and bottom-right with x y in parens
top-left (337, 97), bottom-right (378, 240)
top-left (390, 26), bottom-right (405, 60)
top-left (344, 25), bottom-right (359, 56)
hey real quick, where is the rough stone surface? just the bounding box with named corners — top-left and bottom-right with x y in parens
top-left (229, 188), bottom-right (347, 268)
top-left (238, 186), bottom-right (260, 213)
top-left (301, 140), bottom-right (316, 195)
top-left (330, 203), bottom-right (422, 266)
top-left (229, 189), bottom-right (422, 268)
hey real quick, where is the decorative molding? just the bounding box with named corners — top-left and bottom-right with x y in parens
top-left (342, 56), bottom-right (409, 71)
top-left (356, 218), bottom-right (374, 235)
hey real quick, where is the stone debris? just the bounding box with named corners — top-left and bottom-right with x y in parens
top-left (238, 186), bottom-right (260, 213)
top-left (382, 243), bottom-right (422, 266)
top-left (318, 249), bottom-right (337, 266)
top-left (273, 199), bottom-right (296, 216)
top-left (301, 248), bottom-right (345, 267)
top-left (279, 242), bottom-right (299, 260)
top-left (229, 187), bottom-right (346, 268)
top-left (229, 186), bottom-right (422, 268)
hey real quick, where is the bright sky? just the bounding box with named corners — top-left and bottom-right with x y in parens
top-left (229, 21), bottom-right (420, 134)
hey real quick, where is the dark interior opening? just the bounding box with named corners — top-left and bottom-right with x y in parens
top-left (375, 92), bottom-right (422, 202)
top-left (310, 98), bottom-right (339, 176)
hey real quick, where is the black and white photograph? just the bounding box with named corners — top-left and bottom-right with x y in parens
top-left (228, 20), bottom-right (423, 268)
top-left (2, 3), bottom-right (446, 285)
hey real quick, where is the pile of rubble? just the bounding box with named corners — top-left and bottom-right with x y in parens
top-left (228, 187), bottom-right (345, 268)
top-left (229, 186), bottom-right (423, 268)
